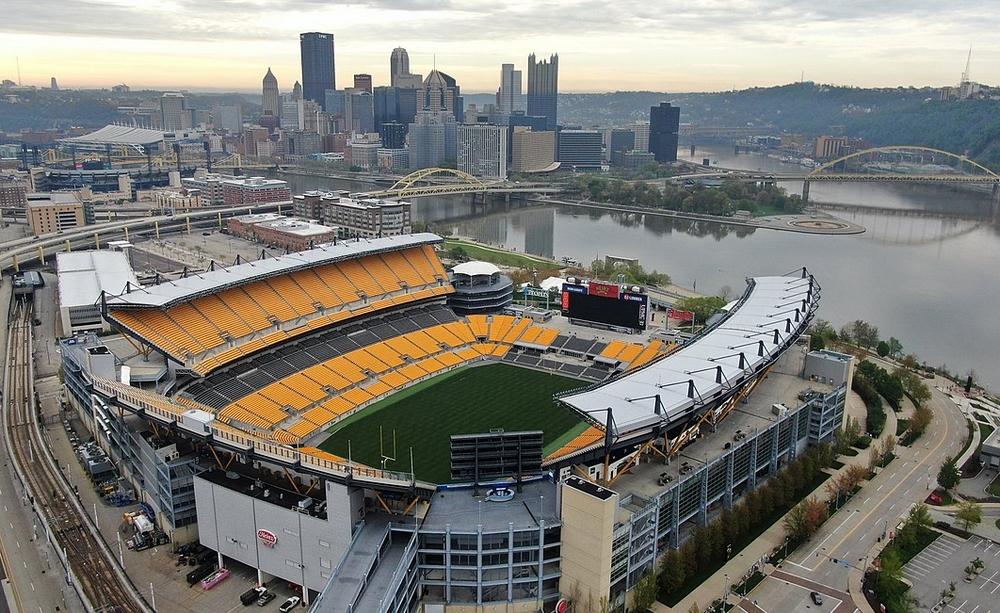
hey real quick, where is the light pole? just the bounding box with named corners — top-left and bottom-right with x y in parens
top-left (724, 573), bottom-right (729, 601)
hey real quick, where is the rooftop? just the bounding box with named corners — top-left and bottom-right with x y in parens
top-left (257, 218), bottom-right (337, 237)
top-left (27, 192), bottom-right (80, 207)
top-left (559, 273), bottom-right (818, 436)
top-left (423, 478), bottom-right (559, 532)
top-left (105, 233), bottom-right (443, 308)
top-left (231, 212), bottom-right (284, 224)
top-left (613, 345), bottom-right (831, 521)
top-left (222, 176), bottom-right (288, 188)
top-left (57, 251), bottom-right (140, 309)
top-left (59, 124), bottom-right (165, 147)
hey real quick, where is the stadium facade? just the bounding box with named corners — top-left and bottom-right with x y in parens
top-left (58, 233), bottom-right (846, 612)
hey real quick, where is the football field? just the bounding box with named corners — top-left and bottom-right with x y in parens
top-left (319, 363), bottom-right (589, 483)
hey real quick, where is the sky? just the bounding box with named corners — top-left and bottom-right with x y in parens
top-left (2, 0), bottom-right (998, 93)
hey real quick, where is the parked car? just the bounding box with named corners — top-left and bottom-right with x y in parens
top-left (279, 596), bottom-right (301, 612)
top-left (256, 591), bottom-right (276, 607)
top-left (810, 591), bottom-right (823, 605)
top-left (240, 586), bottom-right (266, 605)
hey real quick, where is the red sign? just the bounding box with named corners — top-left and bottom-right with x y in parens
top-left (257, 529), bottom-right (278, 548)
top-left (556, 598), bottom-right (570, 613)
top-left (588, 280), bottom-right (620, 299)
top-left (668, 308), bottom-right (694, 322)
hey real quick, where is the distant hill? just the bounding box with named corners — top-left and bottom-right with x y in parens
top-left (557, 83), bottom-right (1000, 169)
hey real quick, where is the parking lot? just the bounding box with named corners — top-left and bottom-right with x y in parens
top-left (904, 533), bottom-right (1000, 612)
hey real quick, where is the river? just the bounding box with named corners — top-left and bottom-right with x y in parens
top-left (280, 152), bottom-right (1000, 390)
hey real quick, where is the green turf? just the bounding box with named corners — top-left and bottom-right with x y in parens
top-left (319, 363), bottom-right (586, 483)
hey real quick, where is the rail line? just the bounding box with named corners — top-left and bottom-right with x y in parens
top-left (2, 298), bottom-right (148, 612)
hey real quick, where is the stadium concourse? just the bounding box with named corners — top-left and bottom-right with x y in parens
top-left (63, 233), bottom-right (843, 612)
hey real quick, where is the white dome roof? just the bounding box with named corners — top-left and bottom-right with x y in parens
top-left (452, 261), bottom-right (500, 277)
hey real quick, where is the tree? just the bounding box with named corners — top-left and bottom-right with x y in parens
top-left (938, 457), bottom-right (961, 491)
top-left (632, 571), bottom-right (658, 612)
top-left (783, 497), bottom-right (829, 542)
top-left (675, 296), bottom-right (727, 325)
top-left (888, 337), bottom-right (904, 358)
top-left (955, 501), bottom-right (983, 532)
top-left (907, 503), bottom-right (933, 532)
top-left (849, 320), bottom-right (880, 349)
top-left (877, 340), bottom-right (891, 357)
top-left (657, 548), bottom-right (686, 597)
top-left (687, 603), bottom-right (701, 613)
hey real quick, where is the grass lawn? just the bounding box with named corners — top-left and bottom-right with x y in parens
top-left (319, 364), bottom-right (587, 483)
top-left (988, 473), bottom-right (1000, 497)
top-left (896, 419), bottom-right (910, 436)
top-left (443, 239), bottom-right (555, 268)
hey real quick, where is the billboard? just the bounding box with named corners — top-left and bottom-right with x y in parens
top-left (561, 282), bottom-right (648, 330)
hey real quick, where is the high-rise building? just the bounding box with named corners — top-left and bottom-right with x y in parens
top-left (511, 128), bottom-right (556, 173)
top-left (497, 63), bottom-right (522, 113)
top-left (374, 86), bottom-right (398, 128)
top-left (526, 53), bottom-right (558, 130)
top-left (390, 47), bottom-right (423, 89)
top-left (345, 89), bottom-right (375, 135)
top-left (632, 121), bottom-right (650, 152)
top-left (607, 128), bottom-right (635, 163)
top-left (649, 102), bottom-right (680, 163)
top-left (291, 80), bottom-right (302, 101)
top-left (300, 32), bottom-right (336, 110)
top-left (379, 122), bottom-right (406, 149)
top-left (262, 68), bottom-right (280, 118)
top-left (160, 92), bottom-right (188, 131)
top-left (50, 77), bottom-right (58, 90)
top-left (417, 70), bottom-right (463, 119)
top-left (353, 74), bottom-right (373, 94)
top-left (557, 129), bottom-right (602, 169)
top-left (212, 105), bottom-right (243, 133)
top-left (390, 47), bottom-right (410, 86)
top-left (408, 113), bottom-right (457, 170)
top-left (458, 124), bottom-right (508, 179)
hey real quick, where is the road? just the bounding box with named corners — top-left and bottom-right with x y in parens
top-left (2, 298), bottom-right (150, 612)
top-left (739, 372), bottom-right (967, 612)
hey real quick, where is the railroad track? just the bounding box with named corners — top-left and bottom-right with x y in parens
top-left (2, 299), bottom-right (148, 612)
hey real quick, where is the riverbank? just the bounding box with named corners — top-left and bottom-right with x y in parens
top-left (533, 198), bottom-right (866, 235)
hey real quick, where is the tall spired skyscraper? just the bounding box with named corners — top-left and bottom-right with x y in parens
top-left (526, 53), bottom-right (558, 130)
top-left (390, 47), bottom-right (409, 86)
top-left (299, 32), bottom-right (335, 110)
top-left (262, 68), bottom-right (280, 117)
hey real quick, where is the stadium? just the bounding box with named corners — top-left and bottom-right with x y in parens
top-left (60, 231), bottom-right (848, 612)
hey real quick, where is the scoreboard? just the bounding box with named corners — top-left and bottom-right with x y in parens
top-left (561, 280), bottom-right (648, 331)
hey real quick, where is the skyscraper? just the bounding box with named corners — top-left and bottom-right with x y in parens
top-left (649, 102), bottom-right (680, 163)
top-left (262, 68), bottom-right (280, 118)
top-left (390, 47), bottom-right (409, 86)
top-left (497, 63), bottom-right (523, 113)
top-left (160, 92), bottom-right (188, 131)
top-left (300, 32), bottom-right (335, 110)
top-left (417, 70), bottom-right (463, 119)
top-left (291, 80), bottom-right (302, 101)
top-left (458, 124), bottom-right (508, 179)
top-left (353, 74), bottom-right (373, 94)
top-left (526, 53), bottom-right (558, 130)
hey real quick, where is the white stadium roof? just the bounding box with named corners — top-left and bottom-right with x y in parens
top-left (559, 273), bottom-right (819, 436)
top-left (57, 251), bottom-right (140, 308)
top-left (105, 233), bottom-right (443, 308)
top-left (451, 261), bottom-right (500, 277)
top-left (60, 124), bottom-right (166, 147)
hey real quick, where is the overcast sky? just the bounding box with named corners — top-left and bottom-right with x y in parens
top-left (2, 0), bottom-right (997, 93)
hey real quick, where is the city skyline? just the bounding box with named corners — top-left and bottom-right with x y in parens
top-left (2, 0), bottom-right (998, 92)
